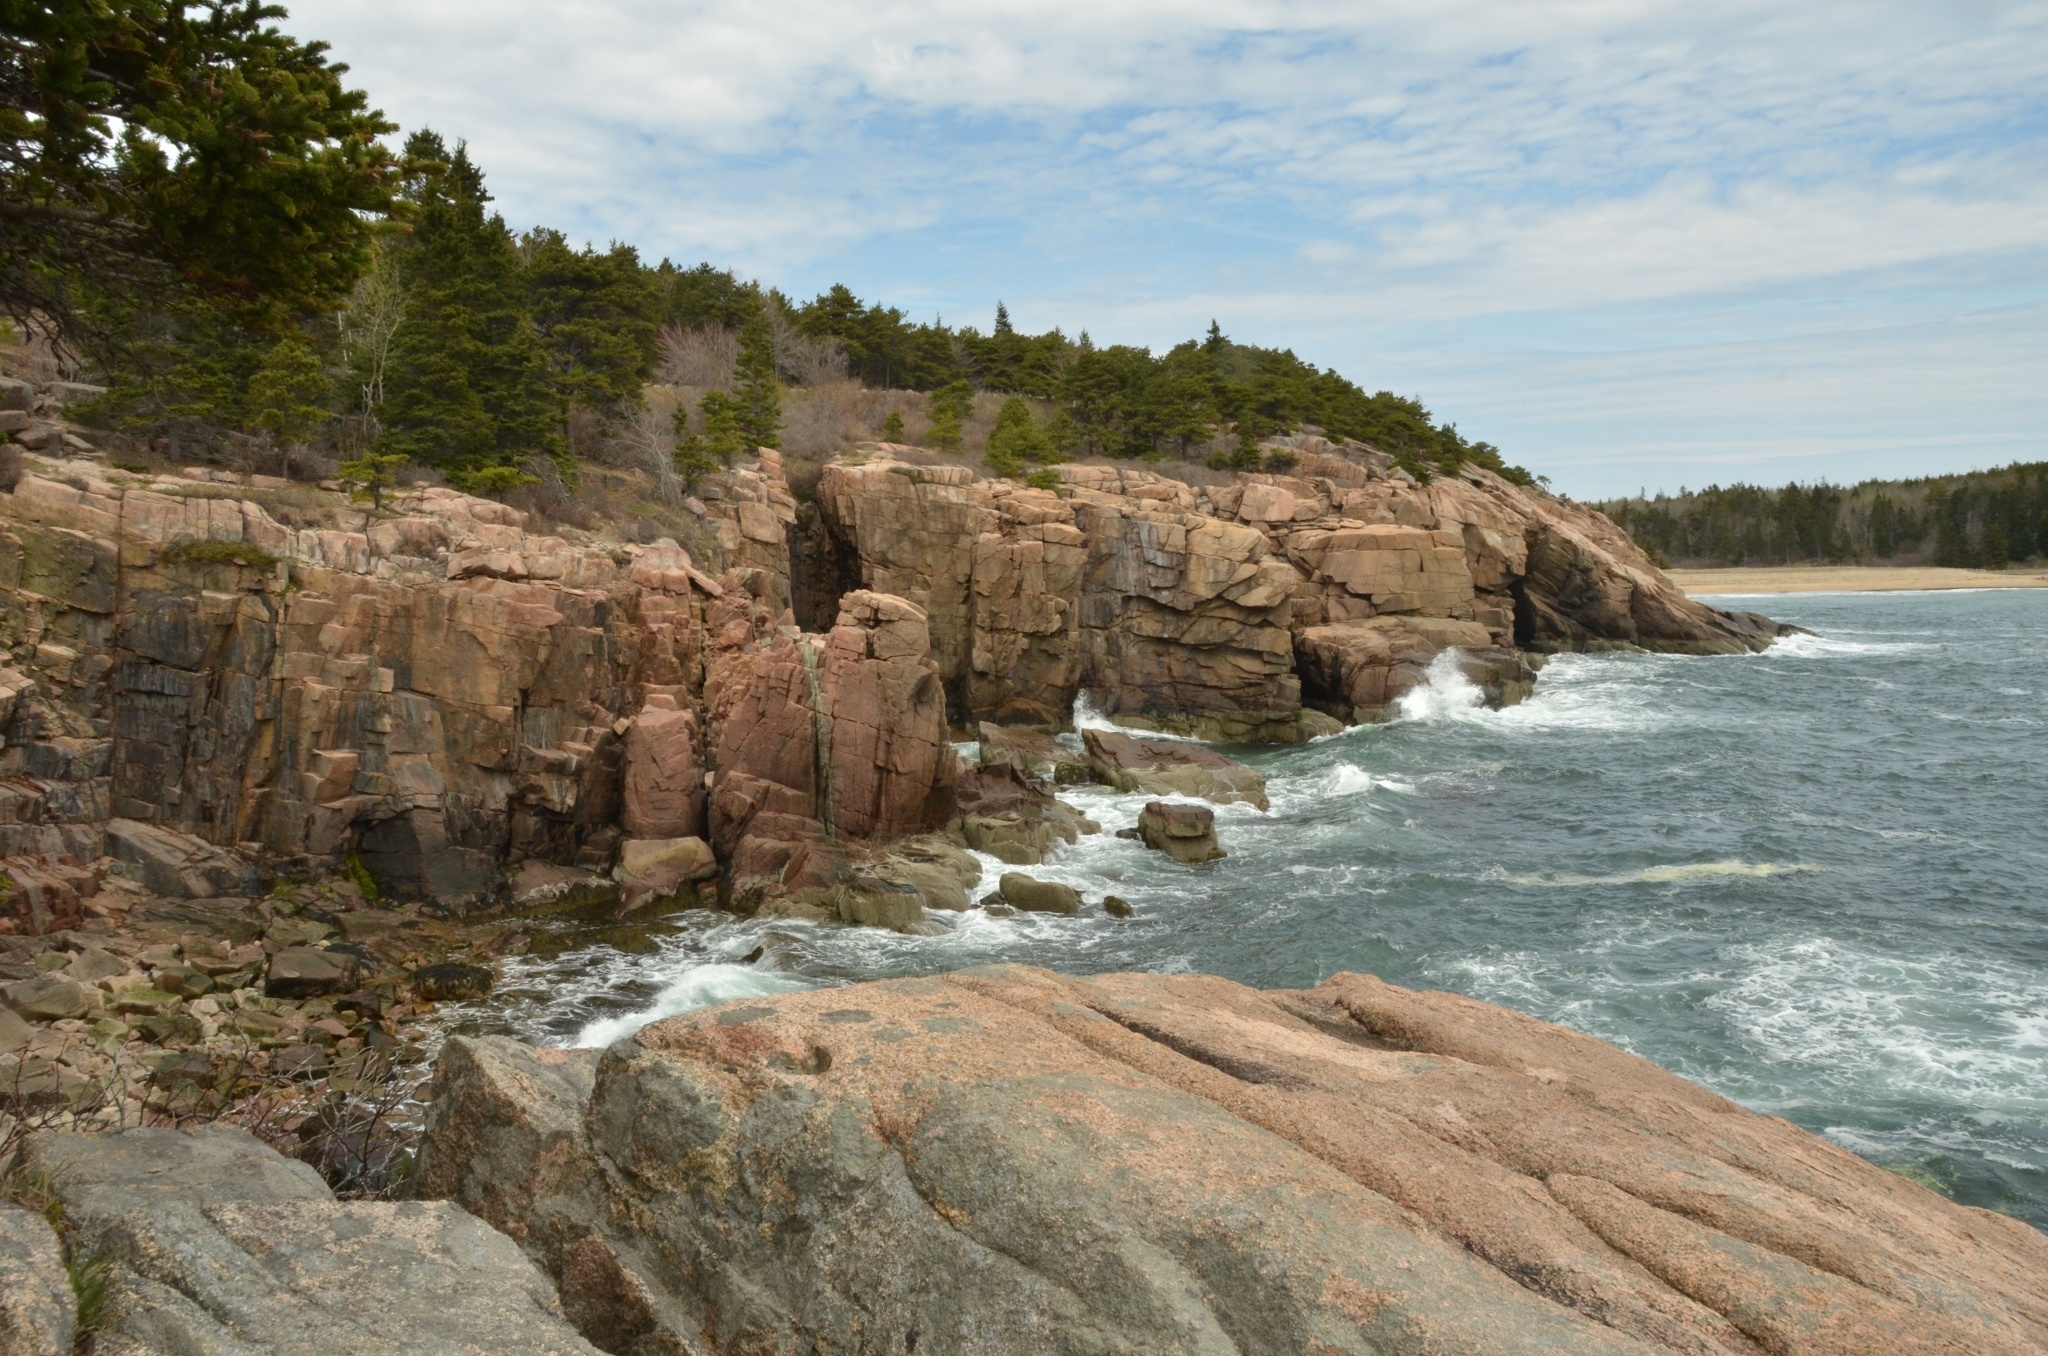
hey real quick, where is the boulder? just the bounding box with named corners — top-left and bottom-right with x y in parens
top-left (0, 1203), bottom-right (72, 1356)
top-left (1083, 727), bottom-right (1269, 809)
top-left (862, 837), bottom-right (983, 912)
top-left (104, 818), bottom-right (262, 899)
top-left (413, 967), bottom-right (2048, 1356)
top-left (997, 871), bottom-right (1081, 915)
top-left (1295, 614), bottom-right (1539, 723)
top-left (952, 762), bottom-right (1097, 865)
top-left (20, 1126), bottom-right (602, 1355)
top-left (1103, 894), bottom-right (1133, 917)
top-left (413, 962), bottom-right (494, 1002)
top-left (263, 946), bottom-right (358, 999)
top-left (0, 1004), bottom-right (34, 1053)
top-left (1136, 800), bottom-right (1225, 863)
top-left (620, 695), bottom-right (704, 840)
top-left (612, 835), bottom-right (717, 912)
top-left (505, 861), bottom-right (620, 915)
top-left (2, 975), bottom-right (88, 1021)
top-left (977, 722), bottom-right (1091, 784)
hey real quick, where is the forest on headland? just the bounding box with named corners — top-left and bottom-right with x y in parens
top-left (0, 1), bottom-right (1525, 512)
top-left (1597, 464), bottom-right (2048, 570)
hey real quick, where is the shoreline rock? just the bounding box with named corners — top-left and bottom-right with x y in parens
top-left (412, 966), bottom-right (2048, 1356)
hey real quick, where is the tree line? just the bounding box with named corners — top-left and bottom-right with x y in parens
top-left (4, 2), bottom-right (1526, 491)
top-left (1599, 465), bottom-right (2048, 568)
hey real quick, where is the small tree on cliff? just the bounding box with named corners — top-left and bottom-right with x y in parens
top-left (881, 410), bottom-right (905, 442)
top-left (731, 308), bottom-right (781, 449)
top-left (338, 450), bottom-right (407, 511)
top-left (246, 332), bottom-right (332, 481)
top-left (926, 379), bottom-right (973, 451)
top-left (983, 396), bottom-right (1055, 476)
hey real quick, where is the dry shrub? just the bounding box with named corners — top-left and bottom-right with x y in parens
top-left (657, 325), bottom-right (737, 388)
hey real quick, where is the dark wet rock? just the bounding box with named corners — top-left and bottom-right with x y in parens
top-left (1083, 727), bottom-right (1269, 809)
top-left (953, 763), bottom-right (1097, 865)
top-left (506, 861), bottom-right (620, 916)
top-left (413, 961), bottom-right (494, 1003)
top-left (263, 946), bottom-right (358, 999)
top-left (997, 871), bottom-right (1081, 915)
top-left (1136, 800), bottom-right (1225, 864)
top-left (1103, 894), bottom-right (1133, 917)
top-left (977, 722), bottom-right (1092, 784)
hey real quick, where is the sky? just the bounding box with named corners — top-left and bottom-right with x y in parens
top-left (294, 0), bottom-right (2048, 498)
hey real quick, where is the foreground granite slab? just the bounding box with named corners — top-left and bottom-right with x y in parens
top-left (415, 966), bottom-right (2048, 1356)
top-left (22, 1125), bottom-right (600, 1355)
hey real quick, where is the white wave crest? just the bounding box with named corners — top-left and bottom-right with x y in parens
top-left (1395, 650), bottom-right (1487, 722)
top-left (571, 963), bottom-right (813, 1048)
top-left (1070, 691), bottom-right (1204, 741)
top-left (1502, 860), bottom-right (1819, 887)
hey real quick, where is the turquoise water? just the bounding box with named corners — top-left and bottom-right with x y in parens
top-left (475, 589), bottom-right (2048, 1228)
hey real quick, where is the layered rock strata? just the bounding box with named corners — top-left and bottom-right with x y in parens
top-left (414, 966), bottom-right (2048, 1356)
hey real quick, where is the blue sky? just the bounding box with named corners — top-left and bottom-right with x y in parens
top-left (295, 0), bottom-right (2048, 498)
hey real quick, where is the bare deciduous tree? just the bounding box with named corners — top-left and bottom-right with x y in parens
top-left (656, 324), bottom-right (738, 389)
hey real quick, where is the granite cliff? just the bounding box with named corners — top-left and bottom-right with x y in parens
top-left (0, 436), bottom-right (1787, 935)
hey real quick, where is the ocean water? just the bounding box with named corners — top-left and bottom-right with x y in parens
top-left (456, 589), bottom-right (2048, 1228)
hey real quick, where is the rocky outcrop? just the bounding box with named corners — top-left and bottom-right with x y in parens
top-left (951, 761), bottom-right (1097, 864)
top-left (706, 590), bottom-right (954, 917)
top-left (1135, 798), bottom-right (1224, 862)
top-left (1083, 726), bottom-right (1269, 809)
top-left (817, 447), bottom-right (1792, 740)
top-left (416, 967), bottom-right (2048, 1356)
top-left (1295, 614), bottom-right (1540, 722)
top-left (21, 1124), bottom-right (601, 1354)
top-left (0, 452), bottom-right (970, 925)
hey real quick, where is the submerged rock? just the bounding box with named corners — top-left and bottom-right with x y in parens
top-left (413, 961), bottom-right (494, 1002)
top-left (997, 871), bottom-right (1081, 915)
top-left (414, 967), bottom-right (2048, 1356)
top-left (1083, 727), bottom-right (1269, 809)
top-left (1136, 800), bottom-right (1225, 863)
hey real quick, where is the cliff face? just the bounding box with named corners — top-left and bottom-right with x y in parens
top-left (412, 966), bottom-right (2048, 1356)
top-left (819, 441), bottom-right (1788, 738)
top-left (0, 441), bottom-right (1783, 927)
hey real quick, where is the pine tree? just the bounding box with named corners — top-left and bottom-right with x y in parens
top-left (697, 390), bottom-right (746, 465)
top-left (983, 397), bottom-right (1053, 475)
top-left (881, 410), bottom-right (905, 443)
top-left (731, 307), bottom-right (781, 449)
top-left (246, 332), bottom-right (332, 480)
top-left (926, 379), bottom-right (973, 450)
top-left (337, 450), bottom-right (408, 510)
top-left (524, 229), bottom-right (657, 423)
top-left (376, 134), bottom-right (562, 475)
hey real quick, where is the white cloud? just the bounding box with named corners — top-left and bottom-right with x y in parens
top-left (291, 0), bottom-right (2048, 491)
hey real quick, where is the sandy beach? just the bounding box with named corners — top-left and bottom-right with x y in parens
top-left (1669, 565), bottom-right (2048, 595)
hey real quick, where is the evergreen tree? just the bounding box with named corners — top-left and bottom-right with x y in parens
top-left (376, 133), bottom-right (561, 474)
top-left (337, 450), bottom-right (407, 510)
top-left (983, 396), bottom-right (1053, 475)
top-left (881, 410), bottom-right (905, 442)
top-left (697, 390), bottom-right (746, 465)
top-left (524, 230), bottom-right (657, 420)
top-left (246, 332), bottom-right (331, 479)
top-left (926, 379), bottom-right (973, 450)
top-left (731, 307), bottom-right (780, 449)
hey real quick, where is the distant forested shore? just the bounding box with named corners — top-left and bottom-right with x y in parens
top-left (1598, 463), bottom-right (2048, 569)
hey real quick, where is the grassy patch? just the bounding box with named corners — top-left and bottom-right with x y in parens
top-left (160, 538), bottom-right (280, 570)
